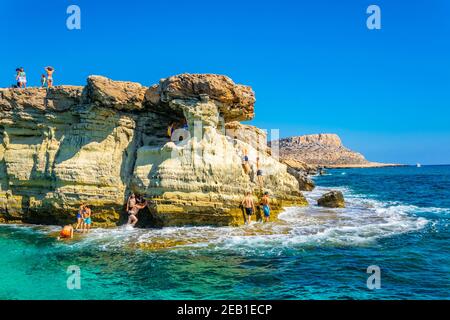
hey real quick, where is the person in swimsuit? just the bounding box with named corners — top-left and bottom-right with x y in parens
top-left (17, 68), bottom-right (27, 88)
top-left (58, 225), bottom-right (74, 240)
top-left (75, 204), bottom-right (85, 231)
top-left (256, 157), bottom-right (264, 187)
top-left (45, 66), bottom-right (54, 87)
top-left (126, 193), bottom-right (136, 214)
top-left (82, 205), bottom-right (92, 233)
top-left (127, 199), bottom-right (148, 227)
top-left (242, 148), bottom-right (251, 174)
top-left (15, 68), bottom-right (21, 87)
top-left (260, 192), bottom-right (271, 222)
top-left (41, 74), bottom-right (47, 87)
top-left (241, 191), bottom-right (256, 225)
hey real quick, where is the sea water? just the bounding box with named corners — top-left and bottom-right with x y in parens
top-left (0, 165), bottom-right (449, 299)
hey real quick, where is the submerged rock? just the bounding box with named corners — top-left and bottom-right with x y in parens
top-left (0, 74), bottom-right (307, 227)
top-left (317, 191), bottom-right (345, 208)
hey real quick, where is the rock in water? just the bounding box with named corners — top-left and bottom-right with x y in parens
top-left (317, 191), bottom-right (345, 208)
top-left (0, 74), bottom-right (307, 227)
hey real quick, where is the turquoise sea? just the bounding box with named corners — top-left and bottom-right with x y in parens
top-left (0, 165), bottom-right (449, 299)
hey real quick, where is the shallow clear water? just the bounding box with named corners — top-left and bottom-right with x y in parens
top-left (0, 165), bottom-right (449, 299)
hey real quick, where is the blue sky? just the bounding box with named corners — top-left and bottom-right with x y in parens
top-left (0, 0), bottom-right (449, 164)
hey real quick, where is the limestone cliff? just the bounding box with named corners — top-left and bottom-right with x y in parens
top-left (275, 133), bottom-right (395, 168)
top-left (0, 74), bottom-right (307, 227)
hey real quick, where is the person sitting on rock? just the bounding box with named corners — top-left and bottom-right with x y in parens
top-left (241, 191), bottom-right (256, 225)
top-left (58, 225), bottom-right (74, 240)
top-left (260, 192), bottom-right (271, 222)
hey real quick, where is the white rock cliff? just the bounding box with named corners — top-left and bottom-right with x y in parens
top-left (0, 74), bottom-right (307, 227)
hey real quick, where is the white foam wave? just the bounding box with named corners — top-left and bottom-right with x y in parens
top-left (2, 184), bottom-right (443, 255)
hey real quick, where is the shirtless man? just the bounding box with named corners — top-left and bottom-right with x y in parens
top-left (241, 191), bottom-right (256, 225)
top-left (242, 148), bottom-right (251, 175)
top-left (260, 192), bottom-right (271, 222)
top-left (256, 157), bottom-right (264, 188)
top-left (127, 194), bottom-right (147, 227)
top-left (83, 205), bottom-right (92, 233)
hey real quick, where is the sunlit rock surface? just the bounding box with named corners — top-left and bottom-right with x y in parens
top-left (0, 74), bottom-right (307, 227)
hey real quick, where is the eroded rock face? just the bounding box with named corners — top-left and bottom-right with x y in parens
top-left (157, 74), bottom-right (255, 122)
top-left (225, 121), bottom-right (269, 155)
top-left (0, 74), bottom-right (306, 227)
top-left (317, 191), bottom-right (345, 208)
top-left (87, 76), bottom-right (147, 111)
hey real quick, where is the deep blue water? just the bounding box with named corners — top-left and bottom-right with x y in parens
top-left (0, 165), bottom-right (449, 299)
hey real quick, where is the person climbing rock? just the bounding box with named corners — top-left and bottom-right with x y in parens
top-left (242, 148), bottom-right (251, 174)
top-left (126, 193), bottom-right (147, 227)
top-left (241, 191), bottom-right (256, 225)
top-left (256, 157), bottom-right (264, 187)
top-left (260, 192), bottom-right (271, 222)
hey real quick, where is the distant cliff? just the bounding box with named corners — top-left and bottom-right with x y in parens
top-left (0, 74), bottom-right (307, 227)
top-left (275, 133), bottom-right (396, 168)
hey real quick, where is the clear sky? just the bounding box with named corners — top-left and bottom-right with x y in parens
top-left (1, 0), bottom-right (449, 164)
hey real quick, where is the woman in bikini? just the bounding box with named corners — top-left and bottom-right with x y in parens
top-left (75, 204), bottom-right (85, 231)
top-left (45, 66), bottom-right (54, 87)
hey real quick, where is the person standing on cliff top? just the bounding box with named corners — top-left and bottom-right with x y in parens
top-left (260, 192), bottom-right (271, 223)
top-left (40, 74), bottom-right (47, 88)
top-left (14, 68), bottom-right (21, 87)
top-left (241, 191), bottom-right (256, 225)
top-left (44, 66), bottom-right (54, 87)
top-left (17, 67), bottom-right (27, 88)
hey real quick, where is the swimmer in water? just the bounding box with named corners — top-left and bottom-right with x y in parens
top-left (58, 225), bottom-right (74, 240)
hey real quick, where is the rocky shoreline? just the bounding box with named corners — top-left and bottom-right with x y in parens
top-left (0, 74), bottom-right (309, 227)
